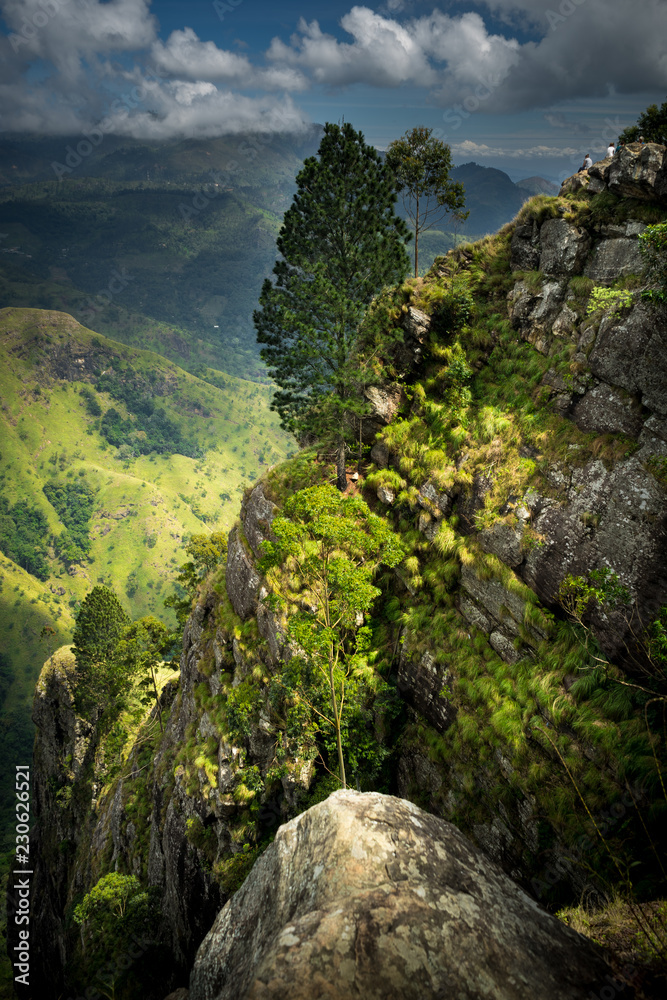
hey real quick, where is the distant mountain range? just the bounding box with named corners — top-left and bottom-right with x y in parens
top-left (0, 131), bottom-right (324, 379)
top-left (515, 176), bottom-right (561, 197)
top-left (451, 163), bottom-right (558, 238)
top-left (0, 130), bottom-right (323, 188)
top-left (0, 134), bottom-right (558, 377)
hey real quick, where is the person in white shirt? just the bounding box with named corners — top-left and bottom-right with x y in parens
top-left (606, 142), bottom-right (615, 157)
top-left (581, 154), bottom-right (593, 170)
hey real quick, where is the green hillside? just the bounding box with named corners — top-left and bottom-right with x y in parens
top-left (0, 132), bottom-right (322, 381)
top-left (0, 179), bottom-right (281, 379)
top-left (0, 306), bottom-right (294, 847)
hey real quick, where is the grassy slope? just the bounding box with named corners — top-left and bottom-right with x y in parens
top-left (195, 189), bottom-right (667, 916)
top-left (360, 193), bottom-right (667, 926)
top-left (0, 305), bottom-right (294, 848)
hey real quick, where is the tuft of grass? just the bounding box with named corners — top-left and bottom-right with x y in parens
top-left (558, 894), bottom-right (667, 973)
top-left (516, 195), bottom-right (568, 225)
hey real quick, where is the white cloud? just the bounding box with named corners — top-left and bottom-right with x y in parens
top-left (267, 8), bottom-right (436, 88)
top-left (150, 27), bottom-right (307, 91)
top-left (412, 10), bottom-right (520, 99)
top-left (2, 0), bottom-right (157, 83)
top-left (2, 0), bottom-right (665, 141)
top-left (451, 139), bottom-right (581, 158)
top-left (265, 1), bottom-right (667, 112)
top-left (0, 0), bottom-right (311, 137)
top-left (100, 90), bottom-right (310, 141)
top-left (266, 6), bottom-right (519, 93)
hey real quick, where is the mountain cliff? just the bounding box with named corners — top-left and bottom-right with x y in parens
top-left (21, 142), bottom-right (667, 999)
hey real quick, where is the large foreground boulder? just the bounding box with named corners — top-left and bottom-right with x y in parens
top-left (189, 791), bottom-right (620, 1000)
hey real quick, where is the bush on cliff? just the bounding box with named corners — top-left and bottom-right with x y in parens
top-left (620, 98), bottom-right (667, 145)
top-left (72, 872), bottom-right (163, 1000)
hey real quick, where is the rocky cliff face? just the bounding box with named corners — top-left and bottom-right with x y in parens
top-left (27, 479), bottom-right (315, 998)
top-left (27, 153), bottom-right (667, 999)
top-left (561, 142), bottom-right (667, 203)
top-left (28, 648), bottom-right (96, 995)
top-left (379, 151), bottom-right (667, 888)
top-left (385, 149), bottom-right (667, 675)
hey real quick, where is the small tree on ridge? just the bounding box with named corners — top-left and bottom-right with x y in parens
top-left (386, 125), bottom-right (467, 277)
top-left (260, 483), bottom-right (405, 788)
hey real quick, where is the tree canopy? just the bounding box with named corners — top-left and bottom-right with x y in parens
top-left (619, 99), bottom-right (667, 145)
top-left (114, 616), bottom-right (174, 731)
top-left (164, 531), bottom-right (227, 627)
top-left (260, 484), bottom-right (405, 787)
top-left (72, 585), bottom-right (130, 714)
top-left (254, 122), bottom-right (410, 490)
top-left (73, 872), bottom-right (159, 998)
top-left (385, 126), bottom-right (467, 277)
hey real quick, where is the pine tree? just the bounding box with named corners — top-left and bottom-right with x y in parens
top-left (385, 125), bottom-right (467, 277)
top-left (254, 122), bottom-right (410, 490)
top-left (71, 585), bottom-right (130, 714)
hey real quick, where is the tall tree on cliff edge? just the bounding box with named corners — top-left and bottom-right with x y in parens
top-left (254, 122), bottom-right (411, 490)
top-left (385, 125), bottom-right (467, 278)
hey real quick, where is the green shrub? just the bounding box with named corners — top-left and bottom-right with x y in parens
top-left (586, 286), bottom-right (633, 317)
top-left (639, 221), bottom-right (667, 301)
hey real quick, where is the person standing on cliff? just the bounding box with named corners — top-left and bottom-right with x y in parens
top-left (607, 141), bottom-right (615, 157)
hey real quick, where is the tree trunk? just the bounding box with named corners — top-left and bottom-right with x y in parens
top-left (336, 437), bottom-right (347, 492)
top-left (414, 192), bottom-right (419, 278)
top-left (151, 665), bottom-right (164, 732)
top-left (329, 657), bottom-right (347, 790)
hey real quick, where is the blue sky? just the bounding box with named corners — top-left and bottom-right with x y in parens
top-left (0, 0), bottom-right (665, 180)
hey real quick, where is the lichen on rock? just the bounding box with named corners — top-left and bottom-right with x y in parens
top-left (189, 791), bottom-right (617, 1000)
